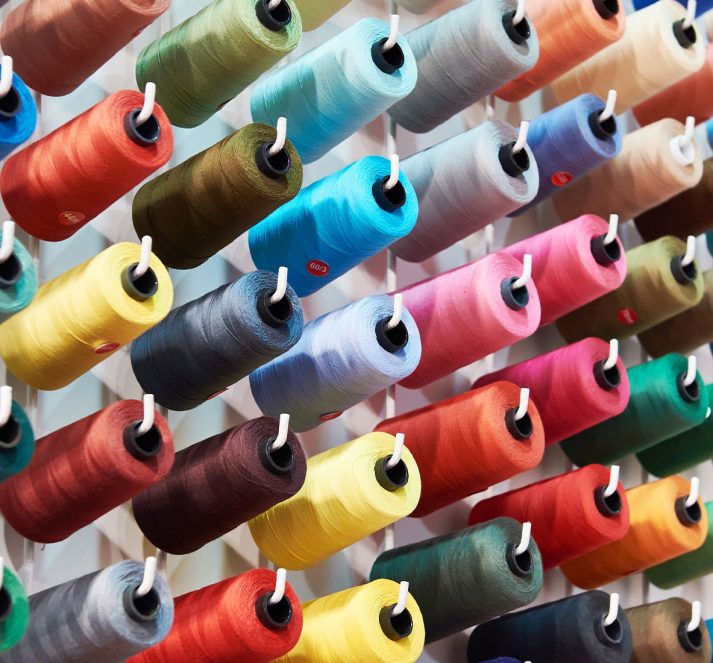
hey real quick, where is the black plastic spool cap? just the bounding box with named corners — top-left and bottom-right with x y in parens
top-left (0, 413), bottom-right (20, 451)
top-left (671, 255), bottom-right (698, 285)
top-left (595, 613), bottom-right (623, 646)
top-left (256, 591), bottom-right (293, 629)
top-left (506, 542), bottom-right (533, 578)
top-left (673, 18), bottom-right (697, 49)
top-left (255, 141), bottom-right (291, 179)
top-left (500, 277), bottom-right (530, 311)
top-left (679, 621), bottom-right (703, 652)
top-left (372, 38), bottom-right (405, 75)
top-left (124, 109), bottom-right (161, 147)
top-left (123, 421), bottom-right (163, 461)
top-left (0, 251), bottom-right (21, 289)
top-left (502, 10), bottom-right (531, 45)
top-left (675, 495), bottom-right (702, 526)
top-left (379, 605), bottom-right (414, 640)
top-left (499, 142), bottom-right (530, 177)
top-left (123, 585), bottom-right (161, 623)
top-left (0, 86), bottom-right (21, 120)
top-left (258, 436), bottom-right (295, 475)
top-left (122, 263), bottom-right (159, 302)
top-left (373, 176), bottom-right (407, 213)
top-left (255, 0), bottom-right (292, 31)
top-left (256, 288), bottom-right (293, 328)
top-left (375, 455), bottom-right (410, 492)
top-left (593, 359), bottom-right (621, 392)
top-left (676, 370), bottom-right (700, 404)
top-left (590, 233), bottom-right (622, 266)
top-left (505, 408), bottom-right (533, 441)
top-left (0, 586), bottom-right (12, 623)
top-left (375, 317), bottom-right (409, 354)
top-left (594, 485), bottom-right (623, 517)
top-left (588, 109), bottom-right (618, 141)
top-left (594, 0), bottom-right (619, 19)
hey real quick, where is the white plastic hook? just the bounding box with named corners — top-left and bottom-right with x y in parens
top-left (136, 82), bottom-right (156, 127)
top-left (515, 521), bottom-right (532, 556)
top-left (671, 117), bottom-right (697, 166)
top-left (382, 15), bottom-right (400, 52)
top-left (707, 407), bottom-right (711, 419)
top-left (682, 235), bottom-right (696, 267)
top-left (269, 568), bottom-right (287, 605)
top-left (684, 0), bottom-right (697, 29)
top-left (386, 433), bottom-right (405, 470)
top-left (386, 293), bottom-right (403, 331)
top-left (269, 266), bottom-right (288, 305)
top-left (598, 90), bottom-right (617, 123)
top-left (271, 413), bottom-right (291, 451)
top-left (512, 254), bottom-right (532, 290)
top-left (268, 117), bottom-right (287, 157)
top-left (132, 236), bottom-right (152, 279)
top-left (0, 220), bottom-right (15, 264)
top-left (515, 388), bottom-right (530, 421)
top-left (135, 556), bottom-right (157, 598)
top-left (0, 556), bottom-right (3, 591)
top-left (513, 0), bottom-right (526, 24)
top-left (0, 56), bottom-right (13, 101)
top-left (603, 592), bottom-right (620, 627)
top-left (686, 476), bottom-right (700, 508)
top-left (137, 394), bottom-right (155, 435)
top-left (0, 386), bottom-right (11, 428)
top-left (688, 600), bottom-right (702, 632)
top-left (604, 214), bottom-right (619, 246)
top-left (267, 0), bottom-right (282, 9)
top-left (604, 465), bottom-right (620, 499)
top-left (603, 339), bottom-right (619, 371)
top-left (512, 121), bottom-right (529, 154)
top-left (384, 154), bottom-right (400, 191)
top-left (684, 355), bottom-right (697, 387)
top-left (391, 580), bottom-right (409, 617)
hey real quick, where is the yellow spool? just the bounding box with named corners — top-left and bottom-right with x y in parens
top-left (248, 432), bottom-right (421, 570)
top-left (0, 242), bottom-right (173, 390)
top-left (275, 579), bottom-right (426, 663)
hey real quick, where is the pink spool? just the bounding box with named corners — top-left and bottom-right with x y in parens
top-left (502, 215), bottom-right (627, 326)
top-left (473, 337), bottom-right (630, 445)
top-left (395, 253), bottom-right (541, 389)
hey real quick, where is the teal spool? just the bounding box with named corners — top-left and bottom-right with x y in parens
top-left (561, 353), bottom-right (709, 467)
top-left (0, 565), bottom-right (29, 653)
top-left (0, 400), bottom-right (34, 482)
top-left (0, 233), bottom-right (36, 321)
top-left (0, 72), bottom-right (36, 161)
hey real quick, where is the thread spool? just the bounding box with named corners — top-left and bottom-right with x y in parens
top-left (0, 0), bottom-right (170, 97)
top-left (473, 337), bottom-right (629, 446)
top-left (251, 19), bottom-right (416, 164)
top-left (11, 560), bottom-right (173, 662)
top-left (0, 565), bottom-right (29, 654)
top-left (131, 270), bottom-right (303, 411)
top-left (375, 382), bottom-right (545, 517)
top-left (552, 119), bottom-right (703, 223)
top-left (511, 95), bottom-right (622, 214)
top-left (468, 465), bottom-right (629, 571)
top-left (561, 353), bottom-right (708, 467)
top-left (557, 236), bottom-right (704, 342)
top-left (394, 253), bottom-right (541, 390)
top-left (249, 432), bottom-right (421, 570)
top-left (551, 0), bottom-right (705, 113)
top-left (1, 91), bottom-right (173, 241)
top-left (250, 295), bottom-right (421, 432)
top-left (633, 0), bottom-right (713, 17)
top-left (133, 123), bottom-right (302, 270)
top-left (293, 0), bottom-right (349, 31)
top-left (390, 121), bottom-right (539, 263)
top-left (370, 518), bottom-right (543, 643)
top-left (467, 591), bottom-right (633, 663)
top-left (133, 417), bottom-right (306, 555)
top-left (626, 598), bottom-right (711, 663)
top-left (561, 475), bottom-right (707, 588)
top-left (501, 215), bottom-right (626, 326)
top-left (387, 0), bottom-right (539, 133)
top-left (496, 0), bottom-right (625, 102)
top-left (0, 399), bottom-right (34, 483)
top-left (136, 0), bottom-right (301, 128)
top-left (248, 157), bottom-right (418, 296)
top-left (0, 232), bottom-right (36, 322)
top-left (274, 580), bottom-right (425, 663)
top-left (128, 569), bottom-right (302, 663)
top-left (0, 243), bottom-right (173, 390)
top-left (0, 71), bottom-right (36, 161)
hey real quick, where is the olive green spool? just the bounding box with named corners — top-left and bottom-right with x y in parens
top-left (561, 353), bottom-right (709, 467)
top-left (0, 565), bottom-right (29, 653)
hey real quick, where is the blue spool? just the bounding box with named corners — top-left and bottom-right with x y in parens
top-left (0, 72), bottom-right (36, 161)
top-left (633, 0), bottom-right (713, 15)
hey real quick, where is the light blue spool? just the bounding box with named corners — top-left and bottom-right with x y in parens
top-left (249, 156), bottom-right (418, 297)
top-left (250, 18), bottom-right (417, 164)
top-left (0, 233), bottom-right (37, 321)
top-left (0, 400), bottom-right (34, 482)
top-left (0, 72), bottom-right (37, 161)
top-left (633, 0), bottom-right (713, 15)
top-left (250, 294), bottom-right (422, 432)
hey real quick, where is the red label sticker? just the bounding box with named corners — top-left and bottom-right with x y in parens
top-left (551, 171), bottom-right (573, 187)
top-left (319, 411), bottom-right (343, 422)
top-left (94, 342), bottom-right (120, 355)
top-left (58, 211), bottom-right (86, 226)
top-left (307, 260), bottom-right (330, 277)
top-left (617, 308), bottom-right (638, 325)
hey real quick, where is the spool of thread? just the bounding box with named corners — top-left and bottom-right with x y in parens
top-left (274, 580), bottom-right (425, 663)
top-left (467, 591), bottom-right (633, 663)
top-left (0, 399), bottom-right (34, 483)
top-left (11, 560), bottom-right (174, 662)
top-left (561, 475), bottom-right (707, 588)
top-left (561, 353), bottom-right (708, 467)
top-left (0, 565), bottom-right (29, 654)
top-left (388, 0), bottom-right (539, 134)
top-left (557, 236), bottom-right (704, 342)
top-left (250, 295), bottom-right (421, 432)
top-left (468, 465), bottom-right (629, 570)
top-left (0, 72), bottom-right (36, 161)
top-left (375, 381), bottom-right (545, 517)
top-left (637, 385), bottom-right (713, 477)
top-left (552, 119), bottom-right (703, 223)
top-left (1, 91), bottom-right (173, 241)
top-left (137, 0), bottom-right (301, 128)
top-left (639, 270), bottom-right (713, 357)
top-left (496, 0), bottom-right (625, 102)
top-left (249, 432), bottom-right (421, 570)
top-left (251, 19), bottom-right (417, 164)
top-left (501, 215), bottom-right (626, 326)
top-left (293, 0), bottom-right (348, 31)
top-left (248, 157), bottom-right (418, 296)
top-left (133, 417), bottom-right (306, 555)
top-left (389, 121), bottom-right (539, 263)
top-left (395, 253), bottom-right (541, 390)
top-left (133, 123), bottom-right (302, 270)
top-left (370, 518), bottom-right (543, 643)
top-left (0, 243), bottom-right (173, 390)
top-left (128, 568), bottom-right (302, 663)
top-left (0, 233), bottom-right (37, 322)
top-left (0, 0), bottom-right (170, 97)
top-left (633, 0), bottom-right (713, 16)
top-left (131, 270), bottom-right (303, 411)
top-left (626, 598), bottom-right (711, 663)
top-left (551, 0), bottom-right (705, 112)
top-left (511, 95), bottom-right (622, 214)
top-left (473, 337), bottom-right (629, 446)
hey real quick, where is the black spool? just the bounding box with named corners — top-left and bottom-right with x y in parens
top-left (0, 586), bottom-right (12, 623)
top-left (593, 0), bottom-right (619, 20)
top-left (122, 263), bottom-right (159, 302)
top-left (123, 585), bottom-right (161, 623)
top-left (123, 421), bottom-right (163, 461)
top-left (255, 0), bottom-right (292, 31)
top-left (375, 455), bottom-right (409, 492)
top-left (123, 109), bottom-right (161, 147)
top-left (593, 359), bottom-right (621, 391)
top-left (375, 317), bottom-right (409, 353)
top-left (675, 495), bottom-right (702, 526)
top-left (595, 613), bottom-right (624, 646)
top-left (588, 109), bottom-right (618, 141)
top-left (590, 234), bottom-right (621, 266)
top-left (372, 38), bottom-right (406, 74)
top-left (379, 604), bottom-right (414, 641)
top-left (670, 255), bottom-right (698, 285)
top-left (678, 621), bottom-right (703, 652)
top-left (0, 86), bottom-right (21, 120)
top-left (594, 486), bottom-right (623, 517)
top-left (502, 10), bottom-right (531, 45)
top-left (0, 413), bottom-right (20, 451)
top-left (673, 18), bottom-right (697, 49)
top-left (500, 277), bottom-right (530, 311)
top-left (256, 289), bottom-right (293, 328)
top-left (256, 591), bottom-right (293, 629)
top-left (498, 142), bottom-right (530, 177)
top-left (258, 436), bottom-right (295, 475)
top-left (0, 252), bottom-right (21, 288)
top-left (504, 408), bottom-right (533, 441)
top-left (255, 140), bottom-right (291, 179)
top-left (506, 542), bottom-right (533, 578)
top-left (676, 371), bottom-right (700, 404)
top-left (372, 176), bottom-right (407, 213)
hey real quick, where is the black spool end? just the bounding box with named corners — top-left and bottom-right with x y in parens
top-left (375, 317), bottom-right (409, 354)
top-left (593, 0), bottom-right (620, 20)
top-left (673, 18), bottom-right (697, 49)
top-left (255, 141), bottom-right (291, 179)
top-left (675, 495), bottom-right (702, 526)
top-left (258, 436), bottom-right (295, 475)
top-left (0, 413), bottom-right (20, 451)
top-left (506, 542), bottom-right (533, 578)
top-left (590, 234), bottom-right (621, 266)
top-left (123, 421), bottom-right (163, 461)
top-left (595, 614), bottom-right (624, 646)
top-left (0, 586), bottom-right (11, 623)
top-left (255, 0), bottom-right (292, 31)
top-left (502, 10), bottom-right (531, 45)
top-left (122, 263), bottom-right (158, 302)
top-left (123, 109), bottom-right (161, 147)
top-left (372, 176), bottom-right (407, 213)
top-left (0, 252), bottom-right (21, 289)
top-left (678, 621), bottom-right (704, 652)
top-left (500, 277), bottom-right (530, 311)
top-left (594, 486), bottom-right (623, 517)
top-left (0, 86), bottom-right (21, 120)
top-left (123, 585), bottom-right (161, 623)
top-left (504, 408), bottom-right (533, 441)
top-left (256, 591), bottom-right (293, 629)
top-left (375, 456), bottom-right (409, 492)
top-left (379, 605), bottom-right (414, 641)
top-left (593, 360), bottom-right (621, 391)
top-left (671, 255), bottom-right (698, 285)
top-left (588, 109), bottom-right (618, 141)
top-left (256, 288), bottom-right (293, 328)
top-left (676, 371), bottom-right (700, 404)
top-left (498, 142), bottom-right (530, 177)
top-left (371, 38), bottom-right (405, 74)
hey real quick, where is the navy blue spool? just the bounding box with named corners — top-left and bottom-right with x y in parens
top-left (633, 0), bottom-right (713, 15)
top-left (130, 270), bottom-right (304, 411)
top-left (0, 73), bottom-right (36, 161)
top-left (511, 94), bottom-right (622, 216)
top-left (0, 400), bottom-right (34, 482)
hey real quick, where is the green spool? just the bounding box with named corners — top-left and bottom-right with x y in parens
top-left (561, 353), bottom-right (709, 467)
top-left (0, 566), bottom-right (29, 653)
top-left (646, 501), bottom-right (713, 589)
top-left (0, 400), bottom-right (34, 482)
top-left (136, 0), bottom-right (302, 128)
